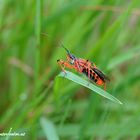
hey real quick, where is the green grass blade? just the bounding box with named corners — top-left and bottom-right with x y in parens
top-left (107, 46), bottom-right (140, 70)
top-left (34, 0), bottom-right (42, 94)
top-left (57, 71), bottom-right (122, 104)
top-left (35, 0), bottom-right (41, 45)
top-left (40, 117), bottom-right (59, 140)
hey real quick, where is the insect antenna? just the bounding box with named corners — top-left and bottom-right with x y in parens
top-left (62, 44), bottom-right (70, 54)
top-left (59, 41), bottom-right (71, 55)
top-left (40, 33), bottom-right (71, 55)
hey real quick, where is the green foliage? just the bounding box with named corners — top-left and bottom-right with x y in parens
top-left (0, 0), bottom-right (140, 139)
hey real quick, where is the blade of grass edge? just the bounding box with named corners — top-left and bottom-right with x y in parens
top-left (57, 71), bottom-right (122, 104)
top-left (40, 117), bottom-right (59, 140)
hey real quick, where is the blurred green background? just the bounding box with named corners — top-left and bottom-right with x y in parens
top-left (0, 0), bottom-right (140, 140)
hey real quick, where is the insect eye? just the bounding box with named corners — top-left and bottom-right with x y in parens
top-left (70, 59), bottom-right (74, 64)
top-left (69, 54), bottom-right (75, 59)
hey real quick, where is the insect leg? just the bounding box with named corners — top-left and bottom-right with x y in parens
top-left (57, 59), bottom-right (67, 74)
top-left (57, 59), bottom-right (76, 73)
top-left (85, 60), bottom-right (91, 79)
top-left (74, 60), bottom-right (83, 73)
top-left (78, 59), bottom-right (91, 78)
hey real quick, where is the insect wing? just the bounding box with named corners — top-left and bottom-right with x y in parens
top-left (92, 67), bottom-right (110, 82)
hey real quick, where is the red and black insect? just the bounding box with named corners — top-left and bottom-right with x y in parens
top-left (57, 46), bottom-right (110, 90)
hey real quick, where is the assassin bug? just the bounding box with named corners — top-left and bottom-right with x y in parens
top-left (57, 46), bottom-right (110, 90)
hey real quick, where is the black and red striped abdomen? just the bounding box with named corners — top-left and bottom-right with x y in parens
top-left (82, 68), bottom-right (104, 85)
